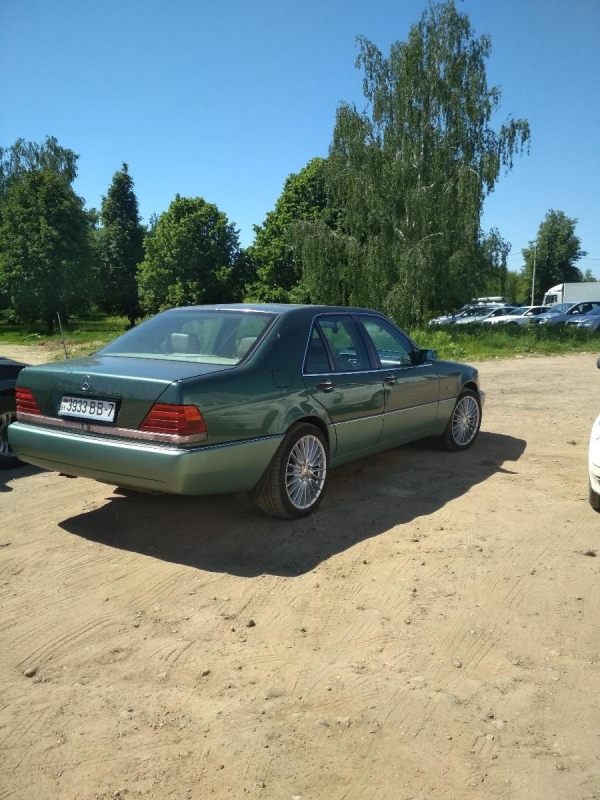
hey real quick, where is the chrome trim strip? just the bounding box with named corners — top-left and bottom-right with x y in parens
top-left (16, 412), bottom-right (208, 445)
top-left (333, 413), bottom-right (384, 427)
top-left (184, 433), bottom-right (282, 454)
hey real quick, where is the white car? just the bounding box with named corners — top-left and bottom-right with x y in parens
top-left (453, 305), bottom-right (518, 325)
top-left (428, 305), bottom-right (475, 325)
top-left (483, 306), bottom-right (550, 325)
top-left (589, 420), bottom-right (600, 511)
top-left (590, 363), bottom-right (600, 512)
top-left (429, 303), bottom-right (507, 326)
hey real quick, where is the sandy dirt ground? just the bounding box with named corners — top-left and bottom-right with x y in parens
top-left (1, 345), bottom-right (600, 800)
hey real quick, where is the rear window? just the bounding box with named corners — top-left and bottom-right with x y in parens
top-left (99, 309), bottom-right (276, 364)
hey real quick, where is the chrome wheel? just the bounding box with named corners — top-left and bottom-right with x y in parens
top-left (257, 423), bottom-right (330, 519)
top-left (285, 434), bottom-right (327, 510)
top-left (451, 395), bottom-right (480, 447)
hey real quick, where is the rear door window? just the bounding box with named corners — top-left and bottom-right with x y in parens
top-left (305, 316), bottom-right (371, 373)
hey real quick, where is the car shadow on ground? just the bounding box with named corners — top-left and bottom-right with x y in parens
top-left (0, 463), bottom-right (43, 492)
top-left (58, 431), bottom-right (526, 577)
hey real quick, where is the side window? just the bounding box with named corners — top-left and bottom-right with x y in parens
top-left (304, 328), bottom-right (332, 374)
top-left (360, 317), bottom-right (414, 368)
top-left (315, 316), bottom-right (371, 372)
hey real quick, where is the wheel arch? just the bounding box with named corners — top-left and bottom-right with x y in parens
top-left (250, 413), bottom-right (333, 498)
top-left (461, 380), bottom-right (479, 396)
top-left (289, 414), bottom-right (331, 448)
top-left (255, 415), bottom-right (331, 519)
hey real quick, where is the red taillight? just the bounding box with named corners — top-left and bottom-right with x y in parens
top-left (16, 387), bottom-right (42, 416)
top-left (139, 403), bottom-right (207, 437)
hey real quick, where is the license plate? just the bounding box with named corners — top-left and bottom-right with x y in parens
top-left (59, 395), bottom-right (116, 422)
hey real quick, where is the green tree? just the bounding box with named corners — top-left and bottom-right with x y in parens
top-left (0, 136), bottom-right (78, 206)
top-left (138, 195), bottom-right (242, 313)
top-left (503, 269), bottom-right (527, 304)
top-left (98, 163), bottom-right (145, 327)
top-left (229, 248), bottom-right (258, 302)
top-left (523, 210), bottom-right (587, 303)
top-left (0, 170), bottom-right (97, 333)
top-left (294, 1), bottom-right (530, 325)
top-left (480, 228), bottom-right (511, 297)
top-left (246, 157), bottom-right (333, 302)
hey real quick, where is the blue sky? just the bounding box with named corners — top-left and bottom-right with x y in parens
top-left (2, 0), bottom-right (599, 281)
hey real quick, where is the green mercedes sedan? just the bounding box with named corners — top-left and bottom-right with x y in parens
top-left (9, 304), bottom-right (484, 519)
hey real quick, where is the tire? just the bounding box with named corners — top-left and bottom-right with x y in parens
top-left (0, 394), bottom-right (22, 470)
top-left (257, 422), bottom-right (329, 519)
top-left (589, 481), bottom-right (600, 513)
top-left (441, 389), bottom-right (482, 452)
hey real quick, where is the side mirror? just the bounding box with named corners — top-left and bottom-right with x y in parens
top-left (422, 349), bottom-right (438, 363)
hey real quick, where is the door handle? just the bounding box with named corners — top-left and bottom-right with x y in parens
top-left (316, 379), bottom-right (335, 393)
top-left (384, 373), bottom-right (396, 386)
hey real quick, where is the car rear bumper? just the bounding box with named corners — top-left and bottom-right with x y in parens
top-left (9, 421), bottom-right (282, 495)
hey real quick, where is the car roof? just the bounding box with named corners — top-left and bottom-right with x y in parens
top-left (167, 303), bottom-right (389, 317)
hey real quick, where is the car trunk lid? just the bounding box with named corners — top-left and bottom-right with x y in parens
top-left (17, 354), bottom-right (234, 430)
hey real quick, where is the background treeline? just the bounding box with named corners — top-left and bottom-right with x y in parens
top-left (0, 2), bottom-right (590, 334)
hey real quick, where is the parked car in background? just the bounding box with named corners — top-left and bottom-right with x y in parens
top-left (589, 357), bottom-right (600, 512)
top-left (567, 306), bottom-right (600, 332)
top-left (483, 306), bottom-right (550, 325)
top-left (0, 357), bottom-right (27, 469)
top-left (454, 305), bottom-right (518, 325)
top-left (10, 304), bottom-right (484, 519)
top-left (428, 306), bottom-right (472, 325)
top-left (535, 301), bottom-right (600, 325)
top-left (429, 303), bottom-right (508, 326)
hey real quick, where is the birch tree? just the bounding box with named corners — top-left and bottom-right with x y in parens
top-left (295, 1), bottom-right (530, 325)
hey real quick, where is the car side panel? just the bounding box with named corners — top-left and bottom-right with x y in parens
top-left (168, 365), bottom-right (334, 446)
top-left (378, 364), bottom-right (440, 444)
top-left (303, 371), bottom-right (385, 458)
top-left (428, 362), bottom-right (483, 432)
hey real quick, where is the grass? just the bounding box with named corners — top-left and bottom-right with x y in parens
top-left (0, 312), bottom-right (131, 357)
top-left (410, 322), bottom-right (600, 361)
top-left (1, 312), bottom-right (600, 362)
